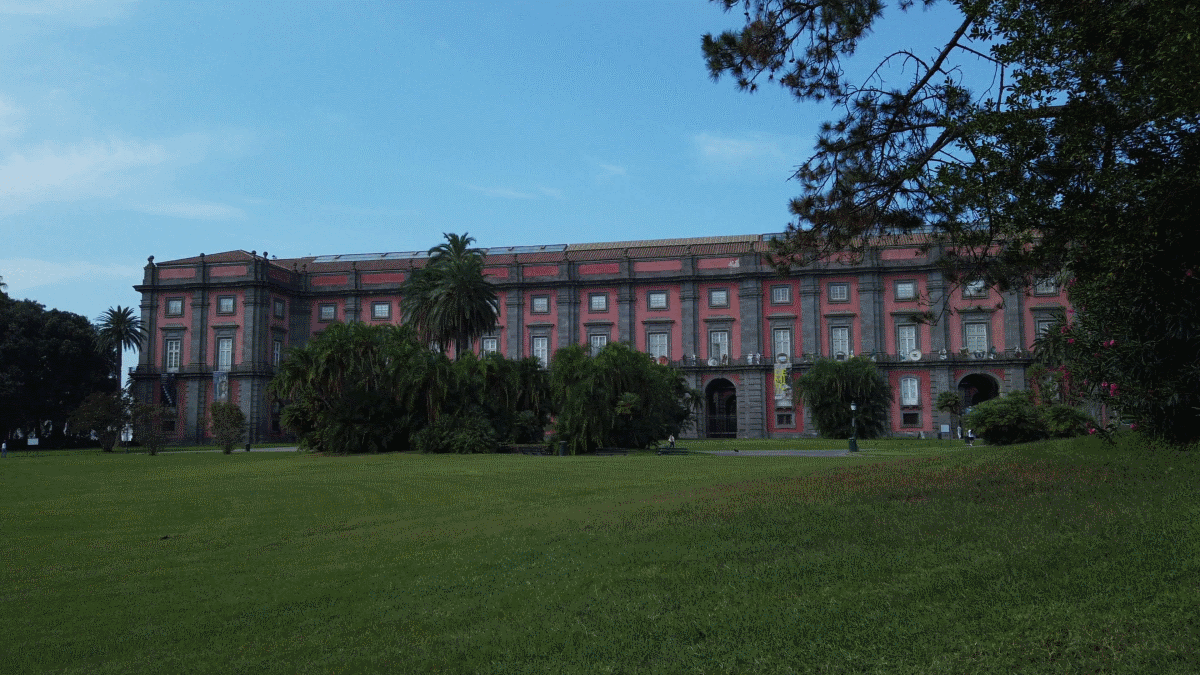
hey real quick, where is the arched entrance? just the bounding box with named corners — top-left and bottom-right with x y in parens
top-left (706, 378), bottom-right (738, 438)
top-left (958, 373), bottom-right (1000, 410)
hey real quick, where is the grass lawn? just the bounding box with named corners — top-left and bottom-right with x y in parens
top-left (2, 437), bottom-right (1197, 673)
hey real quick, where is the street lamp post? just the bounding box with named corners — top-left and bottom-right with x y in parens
top-left (848, 401), bottom-right (859, 453)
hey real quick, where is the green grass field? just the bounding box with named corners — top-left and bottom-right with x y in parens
top-left (2, 437), bottom-right (1197, 673)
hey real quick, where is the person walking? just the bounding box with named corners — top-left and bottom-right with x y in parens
top-left (1, 440), bottom-right (6, 458)
top-left (966, 429), bottom-right (975, 447)
top-left (667, 435), bottom-right (675, 449)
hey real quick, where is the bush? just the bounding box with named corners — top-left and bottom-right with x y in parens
top-left (794, 357), bottom-right (891, 439)
top-left (412, 414), bottom-right (498, 454)
top-left (209, 402), bottom-right (247, 454)
top-left (131, 404), bottom-right (170, 456)
top-left (965, 391), bottom-right (1047, 445)
top-left (1043, 404), bottom-right (1096, 438)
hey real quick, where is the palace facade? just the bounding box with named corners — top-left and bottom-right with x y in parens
top-left (130, 234), bottom-right (1068, 444)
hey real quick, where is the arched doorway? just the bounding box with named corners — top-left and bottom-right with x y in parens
top-left (706, 378), bottom-right (738, 438)
top-left (958, 373), bottom-right (1000, 411)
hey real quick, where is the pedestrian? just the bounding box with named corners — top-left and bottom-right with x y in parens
top-left (1, 440), bottom-right (5, 458)
top-left (966, 429), bottom-right (975, 447)
top-left (667, 434), bottom-right (675, 449)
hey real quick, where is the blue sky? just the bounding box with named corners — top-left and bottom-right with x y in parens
top-left (0, 0), bottom-right (971, 331)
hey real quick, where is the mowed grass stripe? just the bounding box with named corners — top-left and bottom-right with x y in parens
top-left (1, 439), bottom-right (1196, 673)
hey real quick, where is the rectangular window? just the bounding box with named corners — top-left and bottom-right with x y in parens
top-left (217, 337), bottom-right (233, 371)
top-left (709, 330), bottom-right (730, 362)
top-left (773, 328), bottom-right (792, 362)
top-left (897, 324), bottom-right (918, 357)
top-left (647, 291), bottom-right (668, 310)
top-left (482, 337), bottom-right (499, 355)
top-left (1034, 278), bottom-right (1059, 295)
top-left (589, 293), bottom-right (608, 312)
top-left (532, 336), bottom-right (549, 367)
top-left (902, 411), bottom-right (921, 427)
top-left (273, 299), bottom-right (286, 319)
top-left (895, 281), bottom-right (916, 301)
top-left (964, 279), bottom-right (988, 298)
top-left (771, 285), bottom-right (791, 304)
top-left (965, 322), bottom-right (989, 352)
top-left (900, 376), bottom-right (920, 406)
top-left (272, 339), bottom-right (282, 367)
top-left (217, 296), bottom-right (235, 314)
top-left (589, 334), bottom-right (608, 356)
top-left (648, 332), bottom-right (669, 360)
top-left (166, 298), bottom-right (184, 317)
top-left (165, 339), bottom-right (181, 372)
top-left (1035, 318), bottom-right (1057, 338)
top-left (776, 412), bottom-right (794, 427)
top-left (531, 295), bottom-right (550, 314)
top-left (318, 304), bottom-right (336, 322)
top-left (709, 288), bottom-right (729, 308)
top-left (830, 326), bottom-right (850, 358)
top-left (372, 302), bottom-right (391, 320)
top-left (828, 283), bottom-right (849, 302)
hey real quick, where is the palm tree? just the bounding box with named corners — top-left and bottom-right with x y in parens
top-left (401, 233), bottom-right (498, 359)
top-left (97, 306), bottom-right (144, 387)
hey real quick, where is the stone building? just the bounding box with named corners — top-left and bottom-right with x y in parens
top-left (130, 233), bottom-right (1068, 443)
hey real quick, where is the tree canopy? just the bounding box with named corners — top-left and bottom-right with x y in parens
top-left (794, 357), bottom-right (891, 439)
top-left (400, 233), bottom-right (499, 358)
top-left (97, 305), bottom-right (144, 387)
top-left (705, 0), bottom-right (1200, 443)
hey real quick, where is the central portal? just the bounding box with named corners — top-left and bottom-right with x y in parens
top-left (705, 378), bottom-right (737, 438)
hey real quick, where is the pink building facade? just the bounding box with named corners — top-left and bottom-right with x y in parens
top-left (131, 234), bottom-right (1068, 444)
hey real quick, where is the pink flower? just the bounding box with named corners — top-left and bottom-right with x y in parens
top-left (1130, 423), bottom-right (1138, 430)
top-left (1068, 338), bottom-right (1075, 344)
top-left (1088, 428), bottom-right (1096, 435)
top-left (1101, 381), bottom-right (1108, 389)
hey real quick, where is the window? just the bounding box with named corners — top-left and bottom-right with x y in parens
top-left (318, 304), bottom-right (336, 322)
top-left (709, 288), bottom-right (729, 308)
top-left (589, 293), bottom-right (608, 312)
top-left (771, 285), bottom-right (791, 304)
top-left (776, 412), bottom-right (794, 427)
top-left (372, 302), bottom-right (391, 320)
top-left (828, 283), bottom-right (850, 302)
top-left (964, 279), bottom-right (988, 298)
top-left (830, 326), bottom-right (850, 358)
top-left (648, 332), bottom-right (669, 360)
top-left (272, 339), bottom-right (282, 367)
top-left (482, 337), bottom-right (499, 355)
top-left (590, 334), bottom-right (608, 356)
top-left (902, 412), bottom-right (921, 427)
top-left (166, 298), bottom-right (184, 317)
top-left (964, 322), bottom-right (989, 352)
top-left (648, 291), bottom-right (668, 310)
top-left (900, 376), bottom-right (920, 406)
top-left (773, 328), bottom-right (792, 362)
top-left (165, 339), bottom-right (181, 372)
top-left (217, 296), bottom-right (235, 314)
top-left (1035, 318), bottom-right (1057, 338)
top-left (897, 324), bottom-right (918, 357)
top-left (895, 281), bottom-right (916, 301)
top-left (531, 295), bottom-right (550, 314)
top-left (217, 337), bottom-right (233, 371)
top-left (532, 336), bottom-right (549, 367)
top-left (709, 330), bottom-right (730, 362)
top-left (1034, 278), bottom-right (1059, 295)
top-left (273, 299), bottom-right (286, 319)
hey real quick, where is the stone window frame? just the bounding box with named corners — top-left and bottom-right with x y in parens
top-left (273, 298), bottom-right (286, 319)
top-left (530, 331), bottom-right (551, 367)
top-left (481, 336), bottom-right (500, 355)
top-left (708, 287), bottom-right (730, 309)
top-left (775, 411), bottom-right (796, 428)
top-left (318, 303), bottom-right (337, 322)
top-left (964, 279), bottom-right (989, 299)
top-left (962, 318), bottom-right (990, 353)
top-left (708, 328), bottom-right (731, 362)
top-left (371, 301), bottom-right (391, 320)
top-left (900, 411), bottom-right (922, 427)
top-left (828, 282), bottom-right (850, 303)
top-left (216, 295), bottom-right (236, 315)
top-left (165, 297), bottom-right (185, 317)
top-left (589, 333), bottom-right (608, 356)
top-left (894, 280), bottom-right (917, 301)
top-left (530, 295), bottom-right (551, 314)
top-left (770, 285), bottom-right (791, 305)
top-left (829, 324), bottom-right (853, 359)
top-left (1033, 277), bottom-right (1059, 296)
top-left (164, 335), bottom-right (183, 373)
top-left (896, 322), bottom-right (919, 357)
top-left (900, 375), bottom-right (920, 407)
top-left (772, 326), bottom-right (793, 363)
top-left (647, 290), bottom-right (669, 311)
top-left (646, 330), bottom-right (670, 361)
top-left (589, 292), bottom-right (608, 313)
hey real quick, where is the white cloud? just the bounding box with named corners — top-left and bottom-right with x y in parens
top-left (0, 132), bottom-right (246, 220)
top-left (693, 132), bottom-right (802, 170)
top-left (468, 185), bottom-right (538, 200)
top-left (0, 257), bottom-right (143, 295)
top-left (0, 96), bottom-right (26, 143)
top-left (0, 0), bottom-right (137, 24)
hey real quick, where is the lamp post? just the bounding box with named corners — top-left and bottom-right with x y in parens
top-left (848, 401), bottom-right (859, 453)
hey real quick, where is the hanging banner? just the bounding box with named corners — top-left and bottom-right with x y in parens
top-left (213, 371), bottom-right (229, 402)
top-left (774, 361), bottom-right (792, 408)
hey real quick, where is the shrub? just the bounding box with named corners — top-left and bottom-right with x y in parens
top-left (209, 402), bottom-right (247, 454)
top-left (1043, 404), bottom-right (1096, 438)
top-left (964, 391), bottom-right (1048, 445)
top-left (794, 357), bottom-right (891, 439)
top-left (131, 404), bottom-right (170, 456)
top-left (412, 414), bottom-right (498, 454)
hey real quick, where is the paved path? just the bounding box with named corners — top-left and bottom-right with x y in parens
top-left (700, 450), bottom-right (862, 457)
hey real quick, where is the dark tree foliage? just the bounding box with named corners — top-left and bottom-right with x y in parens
top-left (400, 233), bottom-right (499, 359)
top-left (269, 322), bottom-right (552, 454)
top-left (132, 403), bottom-right (170, 456)
top-left (705, 0), bottom-right (1200, 443)
top-left (794, 357), bottom-right (891, 439)
top-left (0, 293), bottom-right (114, 447)
top-left (209, 402), bottom-right (247, 454)
top-left (550, 343), bottom-right (697, 454)
top-left (68, 391), bottom-right (132, 452)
